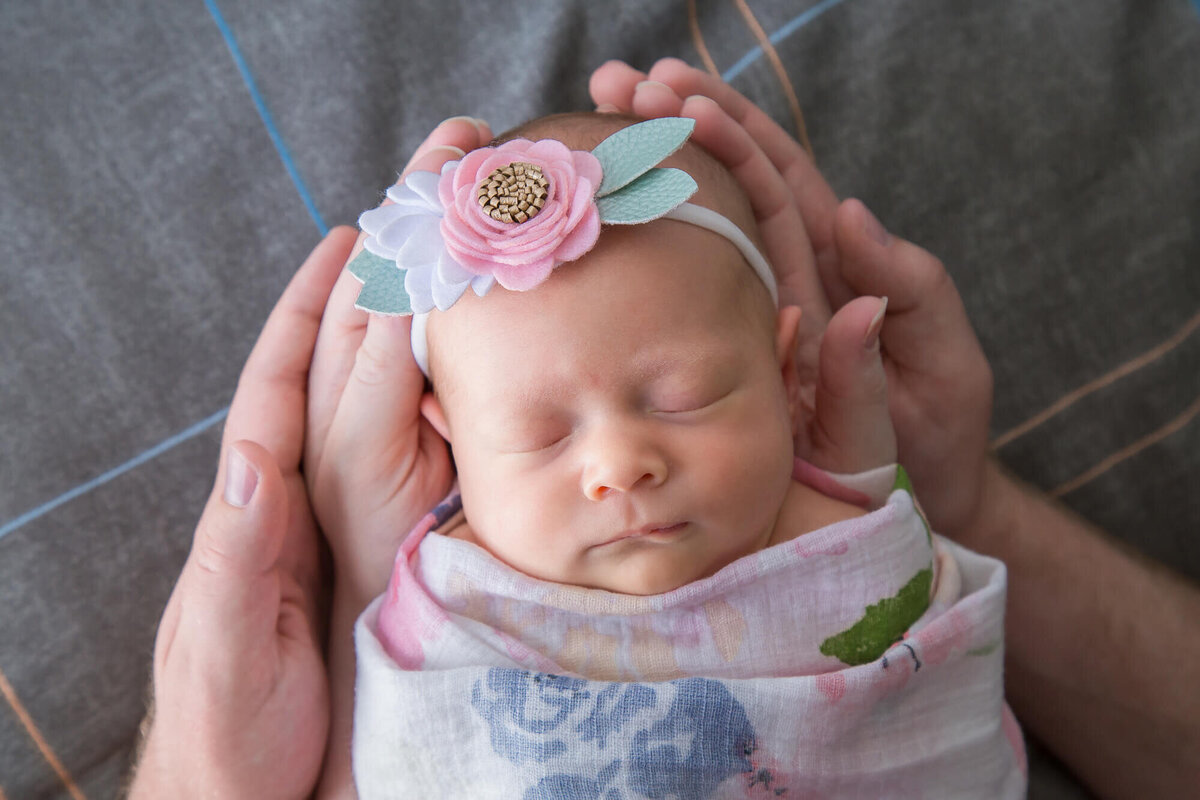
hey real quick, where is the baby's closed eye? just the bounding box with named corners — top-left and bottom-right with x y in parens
top-left (649, 377), bottom-right (734, 414)
top-left (492, 417), bottom-right (573, 455)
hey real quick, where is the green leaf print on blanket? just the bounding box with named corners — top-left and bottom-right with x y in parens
top-left (892, 464), bottom-right (931, 546)
top-left (819, 567), bottom-right (933, 666)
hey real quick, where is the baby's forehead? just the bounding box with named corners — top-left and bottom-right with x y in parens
top-left (427, 227), bottom-right (774, 399)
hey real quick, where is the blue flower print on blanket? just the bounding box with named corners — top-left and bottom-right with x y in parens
top-left (470, 668), bottom-right (757, 800)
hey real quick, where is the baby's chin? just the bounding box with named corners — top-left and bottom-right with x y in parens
top-left (577, 549), bottom-right (740, 597)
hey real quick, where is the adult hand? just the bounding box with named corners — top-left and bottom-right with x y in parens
top-left (591, 60), bottom-right (989, 535)
top-left (304, 116), bottom-right (492, 799)
top-left (129, 227), bottom-right (356, 799)
top-left (304, 116), bottom-right (493, 600)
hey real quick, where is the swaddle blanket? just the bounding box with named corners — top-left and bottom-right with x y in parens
top-left (353, 464), bottom-right (1027, 799)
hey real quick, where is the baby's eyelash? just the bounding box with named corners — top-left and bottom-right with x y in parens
top-left (655, 387), bottom-right (732, 414)
top-left (509, 431), bottom-right (570, 455)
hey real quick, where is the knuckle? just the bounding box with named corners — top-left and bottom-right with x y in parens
top-left (352, 339), bottom-right (391, 388)
top-left (192, 527), bottom-right (238, 579)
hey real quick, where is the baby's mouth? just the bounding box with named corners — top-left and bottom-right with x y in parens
top-left (597, 522), bottom-right (688, 547)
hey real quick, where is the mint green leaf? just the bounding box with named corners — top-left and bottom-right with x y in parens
top-left (347, 248), bottom-right (393, 282)
top-left (593, 117), bottom-right (696, 197)
top-left (819, 567), bottom-right (933, 666)
top-left (596, 168), bottom-right (698, 225)
top-left (349, 250), bottom-right (412, 315)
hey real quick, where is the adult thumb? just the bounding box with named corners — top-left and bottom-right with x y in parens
top-left (185, 440), bottom-right (287, 671)
top-left (834, 198), bottom-right (984, 376)
top-left (810, 296), bottom-right (898, 473)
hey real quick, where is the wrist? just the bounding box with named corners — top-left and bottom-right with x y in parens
top-left (331, 565), bottom-right (381, 622)
top-left (127, 733), bottom-right (206, 800)
top-left (126, 737), bottom-right (163, 800)
top-left (943, 458), bottom-right (1024, 557)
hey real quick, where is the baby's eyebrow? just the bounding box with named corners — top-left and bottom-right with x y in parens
top-left (634, 341), bottom-right (735, 380)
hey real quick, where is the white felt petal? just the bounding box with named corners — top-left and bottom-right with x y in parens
top-left (363, 236), bottom-right (397, 260)
top-left (471, 274), bottom-right (496, 297)
top-left (432, 274), bottom-right (469, 311)
top-left (402, 170), bottom-right (444, 207)
top-left (436, 249), bottom-right (475, 285)
top-left (359, 203), bottom-right (409, 235)
top-left (376, 211), bottom-right (438, 252)
top-left (404, 263), bottom-right (436, 315)
top-left (396, 223), bottom-right (444, 266)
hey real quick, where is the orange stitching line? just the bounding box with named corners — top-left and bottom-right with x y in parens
top-left (0, 665), bottom-right (87, 800)
top-left (730, 0), bottom-right (815, 160)
top-left (687, 0), bottom-right (721, 78)
top-left (993, 309), bottom-right (1200, 450)
top-left (1050, 392), bottom-right (1200, 498)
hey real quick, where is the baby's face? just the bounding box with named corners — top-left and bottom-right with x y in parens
top-left (424, 218), bottom-right (799, 595)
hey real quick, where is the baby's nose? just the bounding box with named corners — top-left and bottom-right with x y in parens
top-left (580, 426), bottom-right (667, 501)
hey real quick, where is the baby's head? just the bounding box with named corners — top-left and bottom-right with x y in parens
top-left (409, 113), bottom-right (803, 594)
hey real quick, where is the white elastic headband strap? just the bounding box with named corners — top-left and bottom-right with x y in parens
top-left (410, 202), bottom-right (777, 376)
top-left (662, 202), bottom-right (778, 307)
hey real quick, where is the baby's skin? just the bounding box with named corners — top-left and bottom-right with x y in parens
top-left (423, 216), bottom-right (865, 596)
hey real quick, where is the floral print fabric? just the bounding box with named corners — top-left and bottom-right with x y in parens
top-left (352, 463), bottom-right (1027, 798)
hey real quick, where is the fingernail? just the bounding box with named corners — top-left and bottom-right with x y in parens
top-left (441, 115), bottom-right (478, 130)
top-left (595, 103), bottom-right (621, 114)
top-left (635, 79), bottom-right (672, 92)
top-left (863, 296), bottom-right (888, 350)
top-left (223, 447), bottom-right (258, 508)
top-left (425, 144), bottom-right (466, 158)
top-left (470, 117), bottom-right (491, 136)
top-left (860, 203), bottom-right (891, 247)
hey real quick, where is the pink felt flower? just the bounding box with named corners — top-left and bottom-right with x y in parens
top-left (437, 139), bottom-right (603, 291)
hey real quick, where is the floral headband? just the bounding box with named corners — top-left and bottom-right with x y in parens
top-left (347, 117), bottom-right (777, 374)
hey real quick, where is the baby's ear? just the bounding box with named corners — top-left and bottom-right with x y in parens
top-left (775, 305), bottom-right (804, 433)
top-left (420, 392), bottom-right (452, 442)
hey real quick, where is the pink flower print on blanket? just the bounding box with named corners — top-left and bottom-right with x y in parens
top-left (376, 550), bottom-right (448, 670)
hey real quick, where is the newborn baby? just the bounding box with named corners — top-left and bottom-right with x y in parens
top-left (419, 135), bottom-right (864, 596)
top-left (328, 113), bottom-right (1025, 799)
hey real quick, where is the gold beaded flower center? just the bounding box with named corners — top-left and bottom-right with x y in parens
top-left (476, 162), bottom-right (549, 224)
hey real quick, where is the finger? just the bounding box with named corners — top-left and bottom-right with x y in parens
top-left (318, 311), bottom-right (449, 594)
top-left (834, 199), bottom-right (987, 376)
top-left (646, 58), bottom-right (843, 289)
top-left (405, 116), bottom-right (490, 178)
top-left (308, 123), bottom-right (482, 475)
top-left (677, 94), bottom-right (831, 327)
top-left (185, 441), bottom-right (288, 676)
top-left (223, 226), bottom-right (355, 474)
top-left (809, 296), bottom-right (898, 473)
top-left (326, 313), bottom-right (427, 468)
top-left (589, 59), bottom-right (648, 111)
top-left (629, 79), bottom-right (686, 118)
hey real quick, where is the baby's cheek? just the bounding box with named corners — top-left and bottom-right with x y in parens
top-left (483, 482), bottom-right (570, 576)
top-left (714, 410), bottom-right (794, 517)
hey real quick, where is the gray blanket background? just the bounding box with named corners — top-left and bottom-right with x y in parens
top-left (2, 1), bottom-right (1197, 797)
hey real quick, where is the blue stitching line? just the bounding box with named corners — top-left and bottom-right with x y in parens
top-left (0, 408), bottom-right (230, 542)
top-left (722, 0), bottom-right (850, 82)
top-left (204, 0), bottom-right (329, 236)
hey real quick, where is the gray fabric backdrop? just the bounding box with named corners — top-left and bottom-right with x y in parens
top-left (2, 1), bottom-right (1197, 798)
